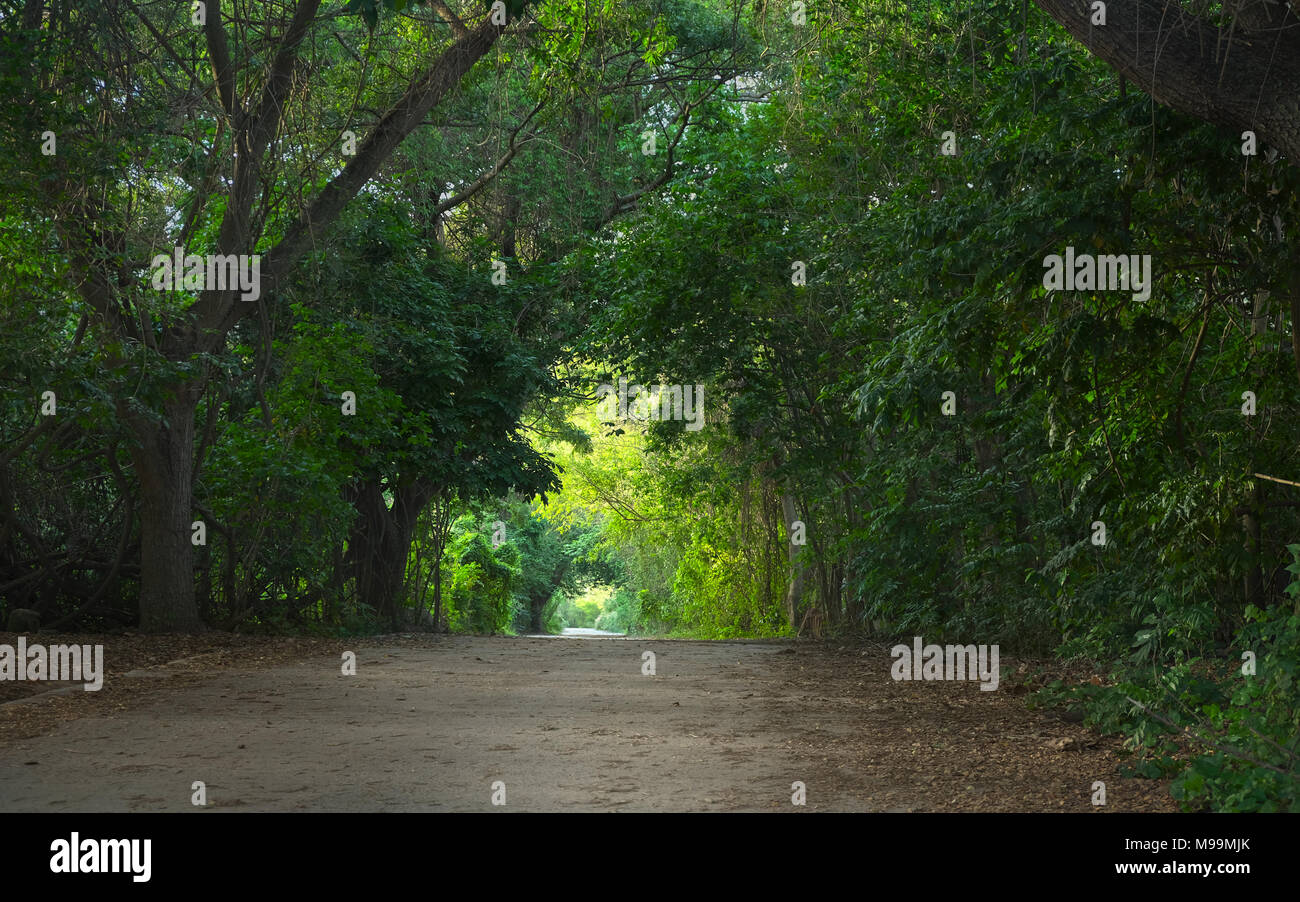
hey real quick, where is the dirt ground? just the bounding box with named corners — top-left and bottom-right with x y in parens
top-left (0, 634), bottom-right (1176, 812)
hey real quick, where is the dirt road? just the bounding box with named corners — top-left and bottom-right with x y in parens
top-left (0, 636), bottom-right (1175, 811)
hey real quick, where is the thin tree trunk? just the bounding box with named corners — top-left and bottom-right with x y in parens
top-left (429, 493), bottom-right (453, 631)
top-left (781, 492), bottom-right (804, 632)
top-left (1244, 291), bottom-right (1268, 606)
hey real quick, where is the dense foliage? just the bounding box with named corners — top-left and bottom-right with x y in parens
top-left (2, 0), bottom-right (1298, 809)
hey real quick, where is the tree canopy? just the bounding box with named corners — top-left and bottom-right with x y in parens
top-left (3, 0), bottom-right (1299, 811)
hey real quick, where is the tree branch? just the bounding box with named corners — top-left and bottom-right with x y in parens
top-left (430, 0), bottom-right (469, 38)
top-left (203, 0), bottom-right (238, 116)
top-left (199, 13), bottom-right (507, 349)
top-left (433, 95), bottom-right (547, 216)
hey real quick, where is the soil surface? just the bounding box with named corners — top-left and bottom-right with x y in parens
top-left (0, 633), bottom-right (1176, 811)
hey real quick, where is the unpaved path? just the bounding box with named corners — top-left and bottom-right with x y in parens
top-left (0, 636), bottom-right (1175, 812)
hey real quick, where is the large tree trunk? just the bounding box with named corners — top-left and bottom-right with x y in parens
top-left (1031, 1), bottom-right (1300, 161)
top-left (349, 480), bottom-right (434, 628)
top-left (126, 395), bottom-right (204, 632)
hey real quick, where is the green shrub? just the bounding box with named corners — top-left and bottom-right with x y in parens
top-left (444, 533), bottom-right (518, 634)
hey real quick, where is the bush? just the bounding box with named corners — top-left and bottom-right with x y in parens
top-left (443, 533), bottom-right (518, 634)
top-left (1035, 555), bottom-right (1300, 812)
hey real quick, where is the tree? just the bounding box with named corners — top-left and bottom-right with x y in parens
top-left (3, 0), bottom-right (519, 629)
